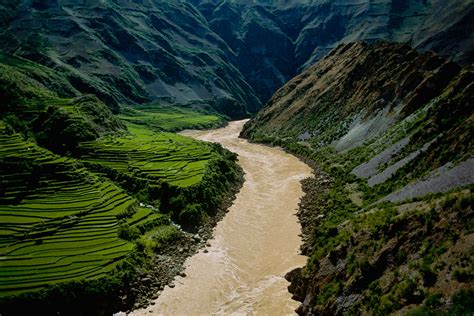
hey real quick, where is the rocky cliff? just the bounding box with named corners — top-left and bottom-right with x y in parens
top-left (242, 42), bottom-right (474, 314)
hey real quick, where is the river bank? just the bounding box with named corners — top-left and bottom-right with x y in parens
top-left (247, 138), bottom-right (474, 315)
top-left (130, 120), bottom-right (312, 315)
top-left (117, 165), bottom-right (244, 314)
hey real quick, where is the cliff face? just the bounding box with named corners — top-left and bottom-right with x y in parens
top-left (242, 42), bottom-right (474, 315)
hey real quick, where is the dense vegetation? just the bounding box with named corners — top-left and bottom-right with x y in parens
top-left (0, 52), bottom-right (241, 315)
top-left (243, 42), bottom-right (474, 315)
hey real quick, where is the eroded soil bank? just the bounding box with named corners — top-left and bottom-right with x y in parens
top-left (131, 120), bottom-right (312, 315)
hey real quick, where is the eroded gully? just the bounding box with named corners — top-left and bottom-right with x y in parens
top-left (131, 120), bottom-right (312, 315)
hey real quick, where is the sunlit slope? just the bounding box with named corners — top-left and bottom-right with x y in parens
top-left (80, 123), bottom-right (216, 187)
top-left (0, 122), bottom-right (166, 297)
top-left (119, 106), bottom-right (225, 132)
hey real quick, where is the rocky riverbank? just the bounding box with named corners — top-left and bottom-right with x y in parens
top-left (284, 162), bottom-right (332, 314)
top-left (116, 166), bottom-right (245, 315)
top-left (285, 157), bottom-right (474, 315)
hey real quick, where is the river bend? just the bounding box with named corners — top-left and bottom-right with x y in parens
top-left (132, 120), bottom-right (312, 315)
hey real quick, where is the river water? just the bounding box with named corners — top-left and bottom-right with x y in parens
top-left (132, 120), bottom-right (312, 315)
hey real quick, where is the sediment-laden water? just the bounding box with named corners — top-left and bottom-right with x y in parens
top-left (132, 120), bottom-right (312, 315)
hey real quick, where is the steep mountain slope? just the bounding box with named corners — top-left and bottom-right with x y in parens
top-left (191, 0), bottom-right (297, 102)
top-left (4, 3), bottom-right (472, 146)
top-left (287, 0), bottom-right (474, 67)
top-left (242, 42), bottom-right (474, 315)
top-left (191, 0), bottom-right (474, 103)
top-left (243, 41), bottom-right (469, 150)
top-left (0, 52), bottom-right (242, 315)
top-left (2, 0), bottom-right (472, 115)
top-left (0, 0), bottom-right (261, 117)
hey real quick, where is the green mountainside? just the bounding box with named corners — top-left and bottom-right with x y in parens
top-left (0, 53), bottom-right (240, 315)
top-left (242, 42), bottom-right (474, 315)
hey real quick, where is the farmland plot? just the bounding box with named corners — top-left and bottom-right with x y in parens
top-left (0, 123), bottom-right (166, 297)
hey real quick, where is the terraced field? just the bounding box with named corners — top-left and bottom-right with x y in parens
top-left (0, 50), bottom-right (239, 313)
top-left (0, 122), bottom-right (166, 297)
top-left (80, 122), bottom-right (216, 187)
top-left (119, 105), bottom-right (225, 132)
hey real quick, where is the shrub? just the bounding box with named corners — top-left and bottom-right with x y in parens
top-left (116, 206), bottom-right (136, 220)
top-left (424, 292), bottom-right (442, 308)
top-left (452, 268), bottom-right (471, 282)
top-left (449, 289), bottom-right (474, 315)
top-left (316, 279), bottom-right (342, 306)
top-left (117, 224), bottom-right (140, 241)
top-left (32, 106), bottom-right (97, 154)
top-left (420, 264), bottom-right (437, 287)
top-left (179, 204), bottom-right (203, 227)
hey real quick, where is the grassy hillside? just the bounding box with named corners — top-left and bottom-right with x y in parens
top-left (242, 42), bottom-right (474, 315)
top-left (119, 105), bottom-right (226, 132)
top-left (0, 53), bottom-right (241, 314)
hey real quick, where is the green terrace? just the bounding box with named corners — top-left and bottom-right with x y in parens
top-left (118, 105), bottom-right (225, 132)
top-left (80, 122), bottom-right (216, 187)
top-left (0, 54), bottom-right (236, 300)
top-left (0, 122), bottom-right (168, 297)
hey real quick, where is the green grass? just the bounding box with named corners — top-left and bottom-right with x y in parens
top-left (0, 109), bottom-right (238, 299)
top-left (119, 105), bottom-right (225, 132)
top-left (80, 122), bottom-right (217, 187)
top-left (0, 122), bottom-right (169, 297)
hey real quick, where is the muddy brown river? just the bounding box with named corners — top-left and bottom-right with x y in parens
top-left (132, 120), bottom-right (312, 315)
